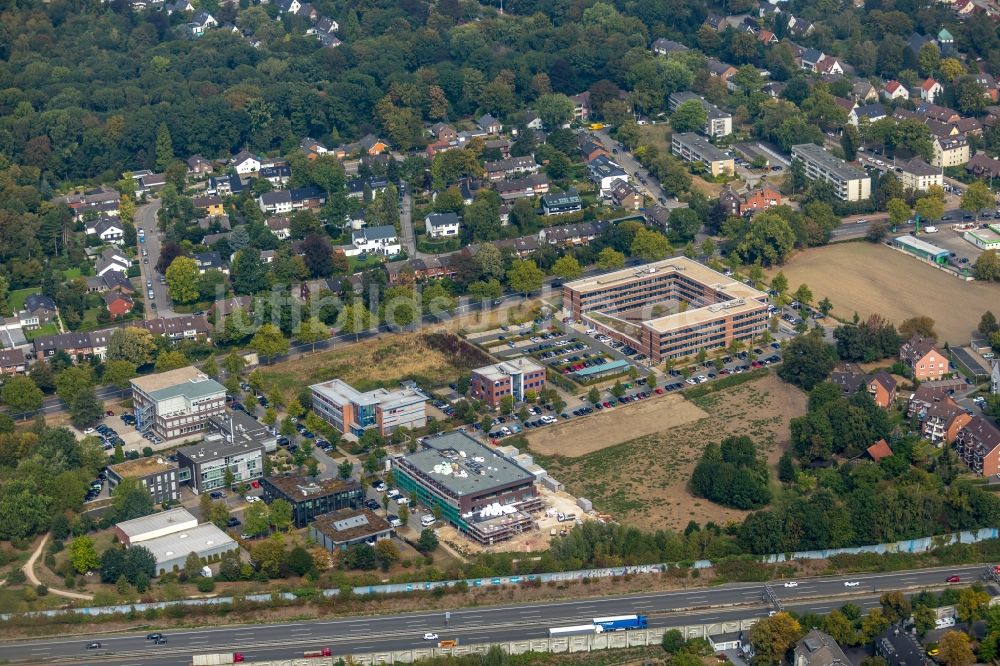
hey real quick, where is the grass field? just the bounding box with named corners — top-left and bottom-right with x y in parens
top-left (256, 331), bottom-right (491, 403)
top-left (8, 287), bottom-right (36, 311)
top-left (533, 373), bottom-right (807, 531)
top-left (769, 243), bottom-right (1000, 344)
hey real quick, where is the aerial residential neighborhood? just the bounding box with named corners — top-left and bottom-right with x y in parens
top-left (4, 0), bottom-right (1000, 664)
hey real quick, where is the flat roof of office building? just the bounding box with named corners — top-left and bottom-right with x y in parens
top-left (474, 357), bottom-right (545, 382)
top-left (399, 431), bottom-right (534, 497)
top-left (115, 507), bottom-right (196, 539)
top-left (312, 508), bottom-right (391, 543)
top-left (263, 475), bottom-right (361, 499)
top-left (177, 433), bottom-right (266, 463)
top-left (131, 366), bottom-right (225, 401)
top-left (108, 456), bottom-right (176, 479)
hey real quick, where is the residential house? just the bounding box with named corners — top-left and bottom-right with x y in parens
top-left (259, 165), bottom-right (292, 187)
top-left (357, 134), bottom-right (388, 156)
top-left (831, 363), bottom-right (869, 397)
top-left (645, 205), bottom-right (671, 230)
top-left (967, 154), bottom-right (1000, 179)
top-left (384, 256), bottom-right (456, 284)
top-left (347, 225), bottom-right (401, 257)
top-left (906, 32), bottom-right (932, 56)
top-left (707, 60), bottom-right (739, 90)
top-left (232, 151), bottom-right (261, 174)
top-left (485, 138), bottom-right (513, 157)
top-left (133, 172), bottom-right (166, 197)
top-left (973, 73), bottom-right (1000, 103)
top-left (484, 156), bottom-right (538, 181)
top-left (206, 173), bottom-right (245, 197)
top-left (429, 123), bottom-right (458, 143)
top-left (932, 135), bottom-right (969, 168)
top-left (742, 186), bottom-right (782, 213)
top-left (916, 102), bottom-right (961, 124)
top-left (477, 114), bottom-right (502, 135)
top-left (787, 17), bottom-right (815, 38)
top-left (87, 271), bottom-right (135, 295)
top-left (257, 187), bottom-right (326, 215)
top-left (867, 370), bottom-right (898, 408)
top-left (651, 38), bottom-right (689, 55)
top-left (186, 155), bottom-right (213, 177)
top-left (96, 247), bottom-right (131, 277)
top-left (316, 33), bottom-right (342, 48)
top-left (425, 213), bottom-right (461, 239)
top-left (719, 186), bottom-right (742, 217)
top-left (494, 173), bottom-right (549, 201)
top-left (876, 626), bottom-right (934, 666)
top-left (610, 179), bottom-right (642, 210)
top-left (757, 29), bottom-right (778, 45)
top-left (955, 416), bottom-right (1000, 476)
top-left (794, 629), bottom-right (851, 666)
top-left (702, 14), bottom-right (727, 31)
top-left (570, 92), bottom-right (591, 121)
top-left (0, 348), bottom-right (27, 376)
top-left (816, 57), bottom-right (844, 76)
top-left (141, 315), bottom-right (212, 342)
top-left (541, 189), bottom-right (583, 216)
top-left (193, 252), bottom-right (227, 275)
top-left (347, 175), bottom-right (389, 199)
top-left (104, 292), bottom-right (134, 318)
top-left (852, 81), bottom-right (879, 103)
top-left (920, 78), bottom-right (944, 103)
top-left (800, 48), bottom-right (825, 72)
top-left (954, 0), bottom-right (976, 15)
top-left (588, 155), bottom-right (630, 195)
top-left (850, 103), bottom-right (887, 126)
top-left (314, 17), bottom-right (338, 33)
top-left (867, 439), bottom-right (894, 463)
top-left (266, 217), bottom-right (291, 240)
top-left (579, 140), bottom-right (608, 162)
top-left (299, 137), bottom-right (329, 159)
top-left (20, 295), bottom-right (58, 330)
top-left (883, 80), bottom-right (909, 101)
top-left (166, 0), bottom-right (194, 13)
top-left (192, 195), bottom-right (225, 217)
top-left (918, 396), bottom-right (971, 444)
top-left (87, 217), bottom-right (125, 245)
top-left (185, 11), bottom-right (217, 36)
top-left (899, 336), bottom-right (949, 380)
top-left (543, 220), bottom-right (612, 247)
top-left (275, 0), bottom-right (301, 14)
top-left (897, 158), bottom-right (943, 192)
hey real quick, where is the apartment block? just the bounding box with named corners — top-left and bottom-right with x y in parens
top-left (899, 336), bottom-right (949, 381)
top-left (562, 257), bottom-right (769, 363)
top-left (791, 143), bottom-right (871, 202)
top-left (897, 158), bottom-right (943, 192)
top-left (470, 357), bottom-right (546, 408)
top-left (671, 133), bottom-right (735, 177)
top-left (668, 92), bottom-right (733, 137)
top-left (310, 379), bottom-right (426, 436)
top-left (130, 366), bottom-right (227, 441)
top-left (955, 416), bottom-right (1000, 476)
top-left (932, 135), bottom-right (970, 168)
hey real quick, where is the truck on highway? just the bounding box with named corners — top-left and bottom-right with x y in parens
top-left (191, 654), bottom-right (245, 665)
top-left (592, 615), bottom-right (648, 632)
top-left (303, 648), bottom-right (332, 657)
top-left (549, 624), bottom-right (602, 637)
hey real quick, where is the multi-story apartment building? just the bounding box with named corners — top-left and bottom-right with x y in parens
top-left (131, 366), bottom-right (227, 441)
top-left (310, 379), bottom-right (426, 436)
top-left (470, 357), bottom-right (546, 408)
top-left (897, 158), bottom-right (943, 192)
top-left (671, 133), bottom-right (735, 176)
top-left (955, 416), bottom-right (1000, 476)
top-left (562, 257), bottom-right (769, 363)
top-left (668, 92), bottom-right (733, 137)
top-left (931, 135), bottom-right (970, 168)
top-left (899, 336), bottom-right (949, 381)
top-left (393, 431), bottom-right (544, 544)
top-left (791, 143), bottom-right (871, 201)
top-left (919, 397), bottom-right (971, 445)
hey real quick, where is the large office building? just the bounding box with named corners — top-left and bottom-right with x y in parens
top-left (310, 379), bottom-right (426, 437)
top-left (259, 475), bottom-right (363, 527)
top-left (791, 143), bottom-right (871, 201)
top-left (206, 410), bottom-right (278, 453)
top-left (562, 257), bottom-right (770, 363)
top-left (131, 366), bottom-right (226, 441)
top-left (175, 430), bottom-right (266, 494)
top-left (106, 456), bottom-right (180, 505)
top-left (469, 357), bottom-right (546, 408)
top-left (671, 133), bottom-right (734, 176)
top-left (393, 431), bottom-right (544, 545)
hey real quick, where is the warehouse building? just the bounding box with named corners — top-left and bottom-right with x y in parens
top-left (131, 366), bottom-right (226, 441)
top-left (114, 508), bottom-right (238, 576)
top-left (310, 379), bottom-right (427, 437)
top-left (106, 456), bottom-right (180, 505)
top-left (791, 143), bottom-right (871, 201)
top-left (114, 507), bottom-right (198, 547)
top-left (893, 235), bottom-right (949, 264)
top-left (393, 431), bottom-right (544, 545)
top-left (562, 257), bottom-right (770, 363)
top-left (260, 475), bottom-right (363, 527)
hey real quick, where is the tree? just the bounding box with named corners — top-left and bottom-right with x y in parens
top-left (337, 303), bottom-right (375, 340)
top-left (979, 311), bottom-right (999, 337)
top-left (507, 260), bottom-right (544, 295)
top-left (937, 630), bottom-right (975, 666)
top-left (778, 330), bottom-right (837, 390)
top-left (914, 195), bottom-right (944, 224)
top-left (956, 587), bottom-right (991, 626)
top-left (269, 499), bottom-right (293, 533)
top-left (122, 545), bottom-right (156, 587)
top-left (899, 316), bottom-right (936, 341)
top-left (244, 501), bottom-right (269, 537)
top-left (552, 255), bottom-right (582, 280)
top-left (662, 629), bottom-right (686, 654)
top-left (668, 208), bottom-right (702, 244)
top-left (749, 612), bottom-right (802, 665)
top-left (536, 93), bottom-right (575, 129)
top-left (112, 477), bottom-right (155, 522)
top-left (251, 535), bottom-right (286, 578)
top-left (338, 460), bottom-right (354, 480)
top-left (818, 297), bottom-right (833, 316)
top-left (154, 350), bottom-right (189, 372)
top-left (840, 124), bottom-right (860, 162)
top-left (155, 123), bottom-right (174, 172)
top-left (108, 327), bottom-right (156, 366)
top-left (771, 271), bottom-right (789, 297)
top-left (630, 228), bottom-right (671, 261)
top-left (879, 591), bottom-right (912, 624)
top-left (596, 247), bottom-right (625, 270)
top-left (70, 388), bottom-right (104, 429)
top-left (103, 360), bottom-right (137, 390)
top-left (962, 181), bottom-right (994, 221)
top-left (251, 324), bottom-right (289, 363)
top-left (232, 248), bottom-right (270, 295)
top-left (295, 317), bottom-right (328, 352)
top-left (165, 256), bottom-right (200, 304)
top-left (1, 376), bottom-right (43, 415)
top-left (70, 536), bottom-right (99, 574)
top-left (302, 234), bottom-right (334, 278)
top-left (793, 284), bottom-right (812, 306)
top-left (886, 198), bottom-right (910, 228)
top-left (287, 545), bottom-right (314, 576)
top-left (671, 100), bottom-right (709, 133)
top-left (734, 211), bottom-right (796, 266)
top-left (974, 250), bottom-right (1000, 281)
top-left (417, 528), bottom-right (439, 553)
top-left (55, 366), bottom-right (93, 405)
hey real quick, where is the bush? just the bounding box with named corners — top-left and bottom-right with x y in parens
top-left (196, 577), bottom-right (215, 593)
top-left (142, 446), bottom-right (153, 457)
top-left (35, 584), bottom-right (48, 596)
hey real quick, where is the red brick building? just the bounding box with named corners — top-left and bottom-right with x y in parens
top-left (899, 336), bottom-right (949, 381)
top-left (470, 357), bottom-right (546, 408)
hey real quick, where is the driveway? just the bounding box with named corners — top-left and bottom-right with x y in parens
top-left (398, 182), bottom-right (418, 257)
top-left (135, 200), bottom-right (176, 318)
top-left (591, 129), bottom-right (686, 210)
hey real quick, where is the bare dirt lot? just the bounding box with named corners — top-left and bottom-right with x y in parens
top-left (533, 373), bottom-right (807, 531)
top-left (770, 243), bottom-right (1000, 344)
top-left (528, 393), bottom-right (708, 457)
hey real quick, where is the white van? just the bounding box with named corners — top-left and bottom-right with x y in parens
top-left (420, 514), bottom-right (436, 527)
top-left (924, 225), bottom-right (938, 233)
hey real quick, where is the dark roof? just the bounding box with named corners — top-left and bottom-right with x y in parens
top-left (426, 212), bottom-right (460, 229)
top-left (260, 165), bottom-right (291, 179)
top-left (290, 186), bottom-right (325, 201)
top-left (102, 271), bottom-right (135, 293)
top-left (141, 315), bottom-right (211, 336)
top-left (871, 370), bottom-right (897, 393)
top-left (24, 294), bottom-right (56, 313)
top-left (831, 370), bottom-right (868, 394)
top-left (93, 218), bottom-right (124, 235)
top-left (900, 336), bottom-right (940, 364)
top-left (311, 508), bottom-right (392, 544)
top-left (264, 475), bottom-right (361, 502)
top-left (960, 416), bottom-right (1000, 452)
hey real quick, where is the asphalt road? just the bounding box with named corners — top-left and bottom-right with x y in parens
top-left (3, 564), bottom-right (987, 665)
top-left (136, 200), bottom-right (175, 319)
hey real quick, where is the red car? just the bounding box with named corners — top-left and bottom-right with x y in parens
top-left (603, 401), bottom-right (612, 408)
top-left (654, 388), bottom-right (664, 395)
top-left (751, 361), bottom-right (761, 368)
top-left (251, 480), bottom-right (261, 489)
top-left (946, 575), bottom-right (961, 583)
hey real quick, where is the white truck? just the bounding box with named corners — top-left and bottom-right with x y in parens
top-left (191, 654), bottom-right (245, 665)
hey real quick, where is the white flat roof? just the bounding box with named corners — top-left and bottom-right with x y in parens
top-left (139, 522), bottom-right (236, 564)
top-left (115, 507), bottom-right (197, 539)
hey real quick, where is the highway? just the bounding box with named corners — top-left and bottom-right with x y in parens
top-left (1, 564), bottom-right (987, 665)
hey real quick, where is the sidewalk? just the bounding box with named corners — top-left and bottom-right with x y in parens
top-left (22, 534), bottom-right (94, 601)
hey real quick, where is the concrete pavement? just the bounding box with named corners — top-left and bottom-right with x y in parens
top-left (136, 200), bottom-right (175, 319)
top-left (0, 564), bottom-right (988, 664)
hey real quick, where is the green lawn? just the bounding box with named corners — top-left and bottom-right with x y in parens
top-left (25, 322), bottom-right (58, 340)
top-left (61, 268), bottom-right (82, 280)
top-left (349, 254), bottom-right (390, 272)
top-left (8, 287), bottom-right (37, 311)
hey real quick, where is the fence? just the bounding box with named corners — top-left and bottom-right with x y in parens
top-left (3, 528), bottom-right (996, 621)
